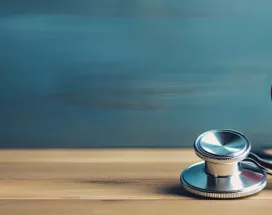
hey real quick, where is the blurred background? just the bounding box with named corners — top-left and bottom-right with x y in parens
top-left (0, 0), bottom-right (272, 149)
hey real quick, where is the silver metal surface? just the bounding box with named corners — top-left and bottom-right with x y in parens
top-left (198, 130), bottom-right (247, 156)
top-left (194, 129), bottom-right (251, 164)
top-left (181, 162), bottom-right (266, 199)
top-left (181, 129), bottom-right (268, 199)
top-left (205, 162), bottom-right (241, 177)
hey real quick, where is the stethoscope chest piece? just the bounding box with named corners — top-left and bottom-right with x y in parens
top-left (181, 129), bottom-right (267, 199)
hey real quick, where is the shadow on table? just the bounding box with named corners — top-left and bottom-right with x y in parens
top-left (159, 184), bottom-right (208, 200)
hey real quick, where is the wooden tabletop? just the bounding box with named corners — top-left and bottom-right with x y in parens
top-left (0, 149), bottom-right (271, 215)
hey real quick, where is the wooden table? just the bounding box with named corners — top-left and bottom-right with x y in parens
top-left (0, 149), bottom-right (271, 214)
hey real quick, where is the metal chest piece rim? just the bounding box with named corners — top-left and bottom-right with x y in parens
top-left (180, 129), bottom-right (267, 199)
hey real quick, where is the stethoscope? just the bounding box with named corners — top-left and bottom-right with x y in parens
top-left (180, 129), bottom-right (272, 199)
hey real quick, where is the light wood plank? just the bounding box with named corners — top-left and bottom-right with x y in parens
top-left (0, 200), bottom-right (272, 215)
top-left (0, 149), bottom-right (271, 214)
top-left (0, 149), bottom-right (196, 163)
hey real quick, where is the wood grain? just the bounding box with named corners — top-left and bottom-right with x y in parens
top-left (0, 149), bottom-right (271, 214)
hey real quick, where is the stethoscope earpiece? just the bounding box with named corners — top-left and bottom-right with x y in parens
top-left (181, 129), bottom-right (270, 199)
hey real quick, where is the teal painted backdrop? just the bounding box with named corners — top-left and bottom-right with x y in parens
top-left (1, 1), bottom-right (272, 148)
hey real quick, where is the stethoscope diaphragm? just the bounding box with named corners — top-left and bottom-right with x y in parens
top-left (180, 129), bottom-right (271, 199)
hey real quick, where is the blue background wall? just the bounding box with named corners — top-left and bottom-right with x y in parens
top-left (1, 0), bottom-right (272, 148)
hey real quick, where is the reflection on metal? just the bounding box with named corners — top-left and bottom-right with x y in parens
top-left (181, 129), bottom-right (268, 199)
